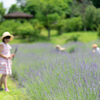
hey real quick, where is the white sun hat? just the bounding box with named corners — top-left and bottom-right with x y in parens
top-left (1, 32), bottom-right (14, 41)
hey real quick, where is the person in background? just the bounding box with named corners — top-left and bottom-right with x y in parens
top-left (92, 44), bottom-right (100, 54)
top-left (56, 44), bottom-right (65, 51)
top-left (0, 32), bottom-right (15, 92)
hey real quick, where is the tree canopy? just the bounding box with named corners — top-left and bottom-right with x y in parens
top-left (8, 4), bottom-right (22, 14)
top-left (24, 0), bottom-right (72, 38)
top-left (0, 2), bottom-right (5, 22)
top-left (0, 0), bottom-right (100, 41)
top-left (92, 0), bottom-right (100, 8)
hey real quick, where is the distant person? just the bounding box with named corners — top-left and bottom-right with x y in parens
top-left (56, 45), bottom-right (61, 50)
top-left (0, 32), bottom-right (15, 92)
top-left (56, 44), bottom-right (65, 51)
top-left (92, 44), bottom-right (100, 54)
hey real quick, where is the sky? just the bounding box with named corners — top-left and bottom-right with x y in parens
top-left (0, 0), bottom-right (17, 12)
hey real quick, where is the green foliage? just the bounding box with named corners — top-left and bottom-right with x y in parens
top-left (8, 4), bottom-right (22, 14)
top-left (15, 18), bottom-right (28, 23)
top-left (46, 13), bottom-right (61, 27)
top-left (3, 31), bottom-right (97, 44)
top-left (0, 20), bottom-right (21, 36)
top-left (25, 0), bottom-right (72, 16)
top-left (29, 19), bottom-right (44, 41)
top-left (82, 5), bottom-right (96, 31)
top-left (55, 19), bottom-right (66, 35)
top-left (23, 1), bottom-right (37, 15)
top-left (82, 5), bottom-right (100, 31)
top-left (67, 46), bottom-right (75, 53)
top-left (97, 24), bottom-right (100, 38)
top-left (30, 19), bottom-right (43, 30)
top-left (0, 75), bottom-right (29, 99)
top-left (95, 8), bottom-right (100, 26)
top-left (67, 34), bottom-right (80, 42)
top-left (70, 0), bottom-right (92, 18)
top-left (65, 17), bottom-right (83, 32)
top-left (92, 0), bottom-right (100, 8)
top-left (70, 35), bottom-right (78, 41)
top-left (17, 0), bottom-right (26, 6)
top-left (25, 0), bottom-right (72, 38)
top-left (0, 2), bottom-right (5, 22)
top-left (16, 22), bottom-right (34, 40)
top-left (0, 0), bottom-right (100, 41)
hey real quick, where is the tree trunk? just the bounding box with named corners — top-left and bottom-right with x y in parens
top-left (47, 28), bottom-right (51, 39)
top-left (58, 29), bottom-right (62, 35)
top-left (84, 26), bottom-right (87, 31)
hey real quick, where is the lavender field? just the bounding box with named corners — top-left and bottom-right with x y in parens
top-left (11, 41), bottom-right (100, 100)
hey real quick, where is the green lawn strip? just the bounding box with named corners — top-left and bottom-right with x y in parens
top-left (0, 75), bottom-right (30, 100)
top-left (78, 31), bottom-right (98, 43)
top-left (50, 31), bottom-right (98, 44)
top-left (0, 31), bottom-right (98, 45)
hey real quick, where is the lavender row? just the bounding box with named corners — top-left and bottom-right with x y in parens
top-left (11, 42), bottom-right (100, 100)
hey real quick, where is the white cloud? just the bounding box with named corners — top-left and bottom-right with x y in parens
top-left (0, 0), bottom-right (17, 13)
top-left (0, 0), bottom-right (16, 9)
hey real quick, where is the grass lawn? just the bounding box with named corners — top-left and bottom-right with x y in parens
top-left (41, 30), bottom-right (98, 44)
top-left (0, 30), bottom-right (98, 44)
top-left (0, 75), bottom-right (31, 100)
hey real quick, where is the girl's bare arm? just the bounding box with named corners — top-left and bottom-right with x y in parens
top-left (0, 44), bottom-right (8, 59)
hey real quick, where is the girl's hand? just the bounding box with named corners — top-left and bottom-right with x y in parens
top-left (8, 56), bottom-right (12, 59)
top-left (11, 54), bottom-right (15, 58)
top-left (6, 56), bottom-right (12, 59)
top-left (5, 54), bottom-right (15, 59)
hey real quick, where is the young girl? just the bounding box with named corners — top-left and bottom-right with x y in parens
top-left (0, 32), bottom-right (15, 92)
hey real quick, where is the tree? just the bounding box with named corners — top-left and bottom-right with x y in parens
top-left (92, 0), bottom-right (100, 8)
top-left (0, 2), bottom-right (5, 22)
top-left (16, 0), bottom-right (26, 12)
top-left (76, 0), bottom-right (92, 4)
top-left (16, 22), bottom-right (35, 41)
top-left (55, 19), bottom-right (66, 35)
top-left (70, 0), bottom-right (92, 17)
top-left (8, 4), bottom-right (22, 14)
top-left (95, 8), bottom-right (100, 27)
top-left (16, 0), bottom-right (26, 6)
top-left (65, 17), bottom-right (83, 32)
top-left (82, 5), bottom-right (96, 31)
top-left (0, 20), bottom-right (21, 36)
top-left (22, 1), bottom-right (37, 15)
top-left (25, 0), bottom-right (72, 39)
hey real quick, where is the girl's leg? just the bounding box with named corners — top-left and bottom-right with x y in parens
top-left (2, 74), bottom-right (8, 89)
top-left (0, 75), bottom-right (3, 88)
top-left (1, 74), bottom-right (9, 92)
top-left (2, 74), bottom-right (9, 91)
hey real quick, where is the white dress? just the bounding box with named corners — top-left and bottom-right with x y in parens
top-left (0, 42), bottom-right (12, 75)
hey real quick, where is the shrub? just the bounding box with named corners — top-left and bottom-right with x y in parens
top-left (0, 20), bottom-right (21, 36)
top-left (67, 34), bottom-right (80, 42)
top-left (55, 19), bottom-right (66, 35)
top-left (82, 5), bottom-right (96, 31)
top-left (70, 35), bottom-right (78, 41)
top-left (67, 46), bottom-right (75, 53)
top-left (30, 19), bottom-right (43, 38)
top-left (95, 8), bottom-right (100, 27)
top-left (16, 22), bottom-right (34, 40)
top-left (65, 17), bottom-right (83, 32)
top-left (92, 0), bottom-right (100, 8)
top-left (97, 24), bottom-right (100, 38)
